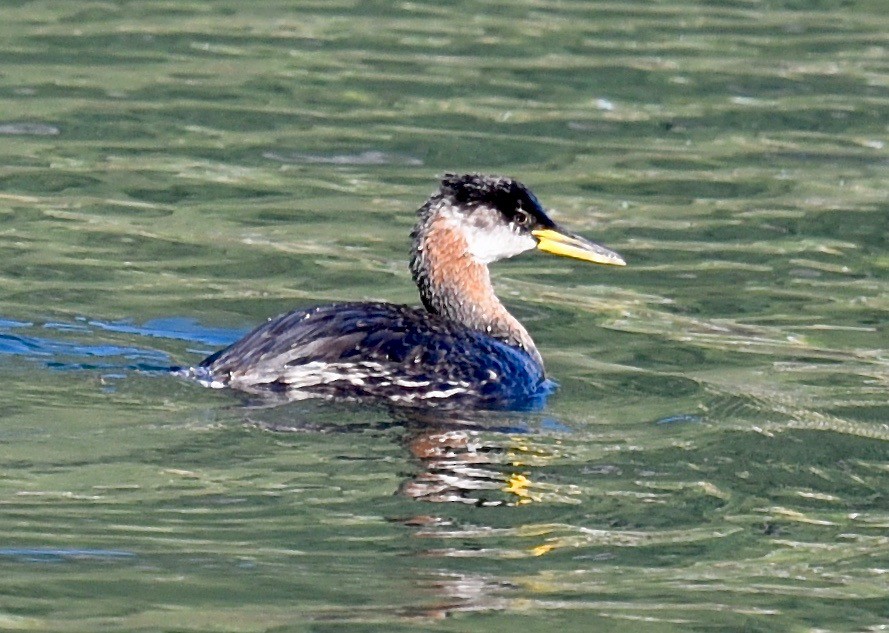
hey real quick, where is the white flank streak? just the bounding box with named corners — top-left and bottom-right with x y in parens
top-left (422, 386), bottom-right (469, 399)
top-left (267, 361), bottom-right (386, 389)
top-left (392, 378), bottom-right (432, 388)
top-left (227, 359), bottom-right (471, 402)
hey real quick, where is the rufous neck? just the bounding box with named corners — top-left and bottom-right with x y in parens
top-left (410, 213), bottom-right (542, 367)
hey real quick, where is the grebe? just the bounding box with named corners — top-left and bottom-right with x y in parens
top-left (181, 174), bottom-right (625, 409)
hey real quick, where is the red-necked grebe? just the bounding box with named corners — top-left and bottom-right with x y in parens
top-left (180, 174), bottom-right (625, 409)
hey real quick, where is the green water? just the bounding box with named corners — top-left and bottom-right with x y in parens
top-left (0, 1), bottom-right (886, 631)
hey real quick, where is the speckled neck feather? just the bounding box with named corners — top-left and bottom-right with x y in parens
top-left (410, 198), bottom-right (543, 368)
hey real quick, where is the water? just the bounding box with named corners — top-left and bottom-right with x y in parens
top-left (0, 1), bottom-right (887, 631)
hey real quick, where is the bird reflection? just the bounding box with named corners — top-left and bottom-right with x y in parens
top-left (242, 402), bottom-right (569, 618)
top-left (244, 401), bottom-right (561, 507)
top-left (394, 407), bottom-right (557, 507)
top-left (398, 571), bottom-right (515, 620)
top-left (400, 427), bottom-right (509, 505)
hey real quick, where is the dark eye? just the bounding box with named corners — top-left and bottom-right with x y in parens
top-left (513, 210), bottom-right (532, 228)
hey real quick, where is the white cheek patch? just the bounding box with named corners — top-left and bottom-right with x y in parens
top-left (465, 222), bottom-right (537, 264)
top-left (434, 202), bottom-right (537, 264)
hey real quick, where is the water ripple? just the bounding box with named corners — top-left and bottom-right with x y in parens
top-left (0, 122), bottom-right (60, 136)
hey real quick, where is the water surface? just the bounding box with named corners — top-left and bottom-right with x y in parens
top-left (0, 1), bottom-right (886, 631)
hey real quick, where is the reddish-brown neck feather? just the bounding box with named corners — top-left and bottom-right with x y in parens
top-left (412, 214), bottom-right (542, 367)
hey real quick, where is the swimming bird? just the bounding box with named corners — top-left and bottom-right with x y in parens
top-left (181, 174), bottom-right (625, 409)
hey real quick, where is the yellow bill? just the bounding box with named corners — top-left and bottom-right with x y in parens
top-left (532, 228), bottom-right (626, 266)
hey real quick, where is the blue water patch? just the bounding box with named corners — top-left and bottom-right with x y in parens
top-left (0, 330), bottom-right (170, 370)
top-left (0, 318), bottom-right (33, 329)
top-left (0, 315), bottom-right (245, 373)
top-left (88, 317), bottom-right (244, 347)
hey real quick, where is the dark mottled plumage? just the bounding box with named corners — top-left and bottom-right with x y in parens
top-left (195, 302), bottom-right (554, 409)
top-left (179, 174), bottom-right (624, 410)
